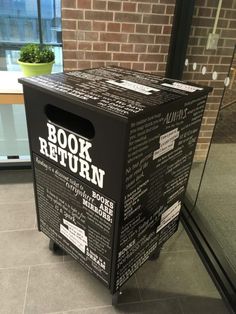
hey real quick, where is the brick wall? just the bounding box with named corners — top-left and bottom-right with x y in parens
top-left (182, 0), bottom-right (236, 161)
top-left (61, 0), bottom-right (175, 75)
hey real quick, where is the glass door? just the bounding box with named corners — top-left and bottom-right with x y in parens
top-left (0, 0), bottom-right (63, 165)
top-left (181, 0), bottom-right (236, 309)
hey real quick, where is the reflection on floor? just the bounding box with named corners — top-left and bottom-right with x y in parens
top-left (186, 99), bottom-right (236, 277)
top-left (213, 102), bottom-right (236, 143)
top-left (0, 170), bottom-right (231, 314)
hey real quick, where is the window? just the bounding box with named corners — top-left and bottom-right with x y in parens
top-left (0, 0), bottom-right (63, 72)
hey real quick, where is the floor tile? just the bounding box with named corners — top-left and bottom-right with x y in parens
top-left (24, 261), bottom-right (140, 314)
top-left (0, 201), bottom-right (36, 231)
top-left (0, 170), bottom-right (34, 203)
top-left (161, 223), bottom-right (194, 253)
top-left (0, 267), bottom-right (29, 314)
top-left (136, 250), bottom-right (219, 301)
top-left (179, 296), bottom-right (232, 314)
top-left (0, 230), bottom-right (62, 268)
top-left (64, 298), bottom-right (182, 314)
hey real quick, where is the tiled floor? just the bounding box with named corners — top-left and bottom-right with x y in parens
top-left (0, 170), bottom-right (232, 314)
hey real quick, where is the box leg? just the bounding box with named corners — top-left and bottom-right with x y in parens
top-left (49, 239), bottom-right (65, 255)
top-left (112, 290), bottom-right (122, 306)
top-left (148, 246), bottom-right (162, 261)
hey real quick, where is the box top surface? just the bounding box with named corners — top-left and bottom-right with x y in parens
top-left (19, 66), bottom-right (212, 118)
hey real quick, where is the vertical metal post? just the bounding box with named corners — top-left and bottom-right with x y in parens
top-left (37, 0), bottom-right (43, 45)
top-left (165, 0), bottom-right (195, 80)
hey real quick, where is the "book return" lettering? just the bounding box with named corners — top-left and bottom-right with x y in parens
top-left (38, 122), bottom-right (105, 188)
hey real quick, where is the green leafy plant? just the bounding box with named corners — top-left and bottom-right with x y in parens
top-left (19, 44), bottom-right (55, 63)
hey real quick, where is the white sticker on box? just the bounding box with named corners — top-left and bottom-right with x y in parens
top-left (162, 82), bottom-right (203, 93)
top-left (156, 201), bottom-right (181, 233)
top-left (60, 219), bottom-right (88, 253)
top-left (153, 128), bottom-right (179, 160)
top-left (107, 79), bottom-right (160, 95)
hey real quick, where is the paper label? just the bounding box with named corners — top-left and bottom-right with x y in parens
top-left (156, 201), bottom-right (181, 233)
top-left (107, 79), bottom-right (160, 95)
top-left (60, 219), bottom-right (88, 254)
top-left (153, 128), bottom-right (179, 160)
top-left (162, 82), bottom-right (203, 93)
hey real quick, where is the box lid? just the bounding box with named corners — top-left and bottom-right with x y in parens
top-left (19, 66), bottom-right (212, 118)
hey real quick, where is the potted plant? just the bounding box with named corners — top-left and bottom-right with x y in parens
top-left (17, 44), bottom-right (55, 77)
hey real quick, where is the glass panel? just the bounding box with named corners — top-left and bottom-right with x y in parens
top-left (40, 0), bottom-right (62, 44)
top-left (182, 2), bottom-right (236, 208)
top-left (0, 0), bottom-right (63, 162)
top-left (182, 0), bottom-right (236, 293)
top-left (0, 104), bottom-right (30, 158)
top-left (194, 48), bottom-right (236, 271)
top-left (0, 0), bottom-right (39, 44)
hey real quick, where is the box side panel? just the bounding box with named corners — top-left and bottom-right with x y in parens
top-left (115, 92), bottom-right (210, 290)
top-left (23, 86), bottom-right (127, 288)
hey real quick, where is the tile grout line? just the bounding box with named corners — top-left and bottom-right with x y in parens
top-left (176, 297), bottom-right (186, 314)
top-left (22, 266), bottom-right (30, 314)
top-left (0, 228), bottom-right (36, 234)
top-left (134, 274), bottom-right (143, 301)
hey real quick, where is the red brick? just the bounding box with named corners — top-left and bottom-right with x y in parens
top-left (140, 54), bottom-right (164, 62)
top-left (121, 44), bottom-right (134, 52)
top-left (221, 29), bottom-right (236, 38)
top-left (152, 4), bottom-right (165, 14)
top-left (100, 32), bottom-right (128, 42)
top-left (129, 34), bottom-right (155, 44)
top-left (77, 51), bottom-right (85, 59)
top-left (63, 50), bottom-right (77, 59)
top-left (64, 60), bottom-right (78, 69)
top-left (63, 30), bottom-right (76, 40)
top-left (123, 2), bottom-right (136, 12)
top-left (92, 61), bottom-right (106, 67)
top-left (78, 20), bottom-right (92, 30)
top-left (85, 51), bottom-right (112, 60)
top-left (62, 9), bottom-right (83, 19)
top-left (115, 12), bottom-right (142, 23)
top-left (78, 42), bottom-right (92, 50)
top-left (155, 35), bottom-right (170, 45)
top-left (62, 0), bottom-right (76, 8)
top-left (77, 0), bottom-right (91, 9)
top-left (160, 45), bottom-right (169, 53)
top-left (121, 23), bottom-right (135, 33)
top-left (158, 63), bottom-right (166, 72)
top-left (85, 11), bottom-right (113, 21)
top-left (134, 44), bottom-right (147, 53)
top-left (78, 61), bottom-right (91, 69)
top-left (93, 21), bottom-right (106, 31)
top-left (149, 25), bottom-right (162, 34)
top-left (108, 1), bottom-right (122, 11)
top-left (162, 25), bottom-right (172, 34)
top-left (143, 14), bottom-right (169, 24)
top-left (145, 63), bottom-right (157, 71)
top-left (77, 32), bottom-right (85, 40)
top-left (137, 3), bottom-right (151, 13)
top-left (62, 20), bottom-right (77, 30)
top-left (106, 61), bottom-right (119, 66)
top-left (93, 42), bottom-right (107, 51)
top-left (108, 43), bottom-right (120, 51)
top-left (93, 0), bottom-right (106, 10)
top-left (84, 32), bottom-right (99, 41)
top-left (107, 23), bottom-right (121, 32)
top-left (159, 0), bottom-right (175, 4)
top-left (136, 24), bottom-right (149, 33)
top-left (63, 40), bottom-right (77, 50)
top-left (132, 63), bottom-right (144, 71)
top-left (166, 5), bottom-right (175, 14)
top-left (120, 62), bottom-right (132, 69)
top-left (113, 53), bottom-right (138, 61)
top-left (148, 45), bottom-right (160, 53)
